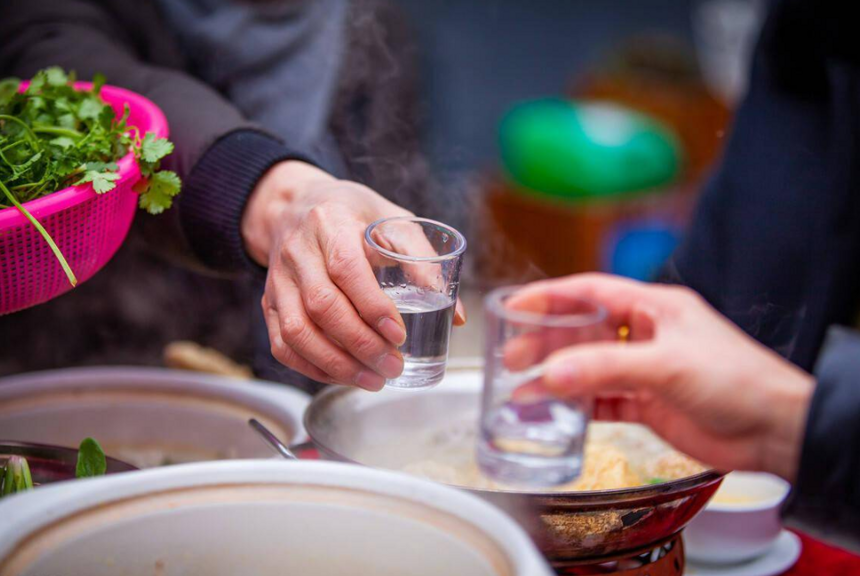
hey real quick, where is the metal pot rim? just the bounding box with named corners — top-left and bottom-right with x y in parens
top-left (303, 385), bottom-right (724, 505)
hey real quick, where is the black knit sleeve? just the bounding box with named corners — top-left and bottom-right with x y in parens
top-left (177, 129), bottom-right (317, 275)
top-left (782, 326), bottom-right (860, 553)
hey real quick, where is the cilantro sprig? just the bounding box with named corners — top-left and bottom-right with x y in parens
top-left (0, 67), bottom-right (181, 286)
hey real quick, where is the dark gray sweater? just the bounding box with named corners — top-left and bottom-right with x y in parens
top-left (0, 0), bottom-right (427, 386)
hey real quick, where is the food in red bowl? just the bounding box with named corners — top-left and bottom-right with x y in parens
top-left (303, 368), bottom-right (724, 567)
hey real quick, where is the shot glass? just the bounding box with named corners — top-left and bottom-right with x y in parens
top-left (365, 217), bottom-right (466, 389)
top-left (477, 286), bottom-right (613, 487)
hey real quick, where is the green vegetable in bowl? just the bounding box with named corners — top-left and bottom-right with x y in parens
top-left (0, 67), bottom-right (181, 286)
top-left (1, 456), bottom-right (34, 496)
top-left (76, 437), bottom-right (107, 478)
top-left (0, 437), bottom-right (109, 499)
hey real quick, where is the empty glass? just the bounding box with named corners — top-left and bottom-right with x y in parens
top-left (365, 217), bottom-right (466, 389)
top-left (477, 286), bottom-right (613, 487)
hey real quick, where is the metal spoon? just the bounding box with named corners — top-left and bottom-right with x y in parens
top-left (248, 418), bottom-right (298, 460)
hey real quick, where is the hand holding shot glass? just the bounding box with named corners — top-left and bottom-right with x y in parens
top-left (365, 217), bottom-right (466, 389)
top-left (478, 285), bottom-right (615, 487)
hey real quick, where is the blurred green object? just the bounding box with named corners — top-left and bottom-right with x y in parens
top-left (499, 98), bottom-right (682, 199)
top-left (1, 455), bottom-right (34, 497)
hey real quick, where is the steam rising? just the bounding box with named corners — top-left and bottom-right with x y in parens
top-left (331, 0), bottom-right (548, 292)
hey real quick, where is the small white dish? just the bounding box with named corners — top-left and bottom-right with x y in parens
top-left (685, 471), bottom-right (791, 564)
top-left (685, 530), bottom-right (802, 576)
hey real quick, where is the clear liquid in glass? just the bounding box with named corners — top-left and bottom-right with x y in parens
top-left (477, 397), bottom-right (587, 486)
top-left (384, 286), bottom-right (455, 389)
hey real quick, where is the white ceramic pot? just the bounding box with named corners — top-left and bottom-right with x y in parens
top-left (684, 471), bottom-right (790, 564)
top-left (0, 460), bottom-right (553, 576)
top-left (0, 367), bottom-right (309, 467)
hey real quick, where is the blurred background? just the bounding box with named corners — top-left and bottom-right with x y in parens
top-left (0, 0), bottom-right (766, 375)
top-left (380, 0), bottom-right (764, 353)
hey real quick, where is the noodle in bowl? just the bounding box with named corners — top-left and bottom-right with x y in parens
top-left (389, 420), bottom-right (705, 493)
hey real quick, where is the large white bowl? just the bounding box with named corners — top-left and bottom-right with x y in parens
top-left (684, 471), bottom-right (790, 565)
top-left (0, 367), bottom-right (309, 467)
top-left (0, 460), bottom-right (553, 576)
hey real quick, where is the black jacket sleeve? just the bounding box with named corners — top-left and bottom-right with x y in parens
top-left (0, 0), bottom-right (312, 275)
top-left (783, 326), bottom-right (860, 552)
top-left (661, 0), bottom-right (860, 371)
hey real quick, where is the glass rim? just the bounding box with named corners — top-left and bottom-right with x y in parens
top-left (364, 216), bottom-right (467, 263)
top-left (485, 285), bottom-right (608, 328)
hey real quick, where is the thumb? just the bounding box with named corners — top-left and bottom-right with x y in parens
top-left (543, 342), bottom-right (667, 397)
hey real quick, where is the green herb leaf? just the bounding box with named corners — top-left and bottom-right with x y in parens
top-left (75, 169), bottom-right (121, 194)
top-left (647, 477), bottom-right (668, 485)
top-left (92, 72), bottom-right (106, 94)
top-left (13, 152), bottom-right (43, 176)
top-left (0, 78), bottom-right (19, 107)
top-left (2, 456), bottom-right (34, 497)
top-left (50, 136), bottom-right (76, 149)
top-left (78, 98), bottom-right (103, 121)
top-left (76, 437), bottom-right (107, 478)
top-left (84, 161), bottom-right (119, 172)
top-left (138, 170), bottom-right (181, 214)
top-left (139, 133), bottom-right (174, 164)
top-left (56, 113), bottom-right (76, 130)
top-left (44, 67), bottom-right (68, 87)
top-left (26, 72), bottom-right (46, 94)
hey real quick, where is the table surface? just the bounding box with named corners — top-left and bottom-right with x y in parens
top-left (783, 532), bottom-right (860, 575)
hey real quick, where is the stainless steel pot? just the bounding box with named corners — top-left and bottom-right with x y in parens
top-left (302, 366), bottom-right (723, 566)
top-left (0, 367), bottom-right (309, 469)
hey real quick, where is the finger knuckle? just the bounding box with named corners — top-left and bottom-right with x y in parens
top-left (327, 246), bottom-right (360, 285)
top-left (269, 340), bottom-right (281, 358)
top-left (307, 201), bottom-right (340, 224)
top-left (270, 341), bottom-right (296, 365)
top-left (327, 356), bottom-right (359, 382)
top-left (290, 233), bottom-right (310, 254)
top-left (280, 315), bottom-right (309, 345)
top-left (304, 284), bottom-right (338, 321)
top-left (349, 331), bottom-right (382, 358)
top-left (278, 238), bottom-right (302, 263)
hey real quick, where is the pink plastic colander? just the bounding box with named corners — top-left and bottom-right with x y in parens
top-left (0, 82), bottom-right (169, 315)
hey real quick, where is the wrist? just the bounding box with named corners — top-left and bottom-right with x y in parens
top-left (760, 371), bottom-right (814, 483)
top-left (241, 160), bottom-right (335, 265)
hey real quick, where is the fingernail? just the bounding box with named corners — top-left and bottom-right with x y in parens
top-left (355, 370), bottom-right (386, 391)
top-left (546, 362), bottom-right (578, 388)
top-left (376, 353), bottom-right (404, 379)
top-left (378, 317), bottom-right (407, 346)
